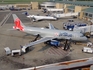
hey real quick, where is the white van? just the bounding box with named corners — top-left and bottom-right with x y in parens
top-left (82, 47), bottom-right (93, 53)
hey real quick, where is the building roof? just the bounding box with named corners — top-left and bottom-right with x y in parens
top-left (82, 7), bottom-right (93, 13)
top-left (55, 1), bottom-right (93, 7)
top-left (67, 5), bottom-right (75, 9)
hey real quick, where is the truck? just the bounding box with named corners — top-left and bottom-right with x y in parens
top-left (82, 47), bottom-right (93, 53)
top-left (44, 40), bottom-right (60, 47)
top-left (4, 47), bottom-right (21, 56)
top-left (63, 19), bottom-right (86, 30)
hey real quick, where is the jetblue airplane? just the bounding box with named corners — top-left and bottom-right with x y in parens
top-left (12, 14), bottom-right (87, 52)
top-left (23, 12), bottom-right (57, 22)
top-left (43, 8), bottom-right (64, 13)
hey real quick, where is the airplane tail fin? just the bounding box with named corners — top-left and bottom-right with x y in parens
top-left (12, 14), bottom-right (25, 31)
top-left (22, 12), bottom-right (32, 19)
top-left (22, 12), bottom-right (29, 16)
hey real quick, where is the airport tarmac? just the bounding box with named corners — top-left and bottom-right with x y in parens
top-left (0, 10), bottom-right (93, 70)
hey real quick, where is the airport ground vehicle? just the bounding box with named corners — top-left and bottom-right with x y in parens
top-left (82, 47), bottom-right (93, 53)
top-left (9, 6), bottom-right (21, 11)
top-left (4, 47), bottom-right (21, 56)
top-left (63, 19), bottom-right (86, 30)
top-left (45, 40), bottom-right (60, 47)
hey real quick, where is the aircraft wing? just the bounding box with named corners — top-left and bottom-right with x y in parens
top-left (22, 37), bottom-right (54, 52)
top-left (27, 37), bottom-right (54, 47)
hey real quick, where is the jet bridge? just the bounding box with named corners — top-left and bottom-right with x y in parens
top-left (52, 12), bottom-right (79, 18)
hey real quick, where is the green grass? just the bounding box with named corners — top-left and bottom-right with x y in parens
top-left (0, 0), bottom-right (47, 4)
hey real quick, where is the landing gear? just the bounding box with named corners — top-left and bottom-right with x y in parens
top-left (64, 39), bottom-right (68, 50)
top-left (63, 39), bottom-right (72, 51)
top-left (32, 34), bottom-right (40, 42)
top-left (33, 18), bottom-right (37, 22)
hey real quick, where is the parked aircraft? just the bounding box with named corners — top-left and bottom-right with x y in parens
top-left (43, 8), bottom-right (64, 13)
top-left (12, 14), bottom-right (87, 52)
top-left (23, 12), bottom-right (57, 22)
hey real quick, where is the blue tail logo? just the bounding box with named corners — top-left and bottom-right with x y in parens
top-left (22, 12), bottom-right (29, 16)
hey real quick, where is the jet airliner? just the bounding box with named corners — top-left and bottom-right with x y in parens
top-left (12, 14), bottom-right (87, 52)
top-left (23, 12), bottom-right (57, 22)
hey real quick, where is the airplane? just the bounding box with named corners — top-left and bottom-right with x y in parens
top-left (43, 8), bottom-right (64, 13)
top-left (23, 12), bottom-right (57, 22)
top-left (12, 14), bottom-right (87, 53)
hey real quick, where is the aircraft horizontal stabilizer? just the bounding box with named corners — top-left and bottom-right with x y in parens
top-left (49, 23), bottom-right (56, 30)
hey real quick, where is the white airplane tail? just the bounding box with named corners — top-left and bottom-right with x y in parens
top-left (12, 14), bottom-right (25, 31)
top-left (22, 12), bottom-right (29, 16)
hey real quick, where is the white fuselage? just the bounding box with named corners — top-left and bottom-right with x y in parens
top-left (22, 26), bottom-right (87, 41)
top-left (46, 8), bottom-right (64, 12)
top-left (27, 15), bottom-right (57, 21)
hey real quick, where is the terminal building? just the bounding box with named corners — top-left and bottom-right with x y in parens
top-left (13, 1), bottom-right (93, 22)
top-left (40, 0), bottom-right (93, 22)
top-left (55, 1), bottom-right (93, 22)
top-left (15, 4), bottom-right (31, 10)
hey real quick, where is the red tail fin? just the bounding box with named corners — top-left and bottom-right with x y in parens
top-left (13, 18), bottom-right (24, 31)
